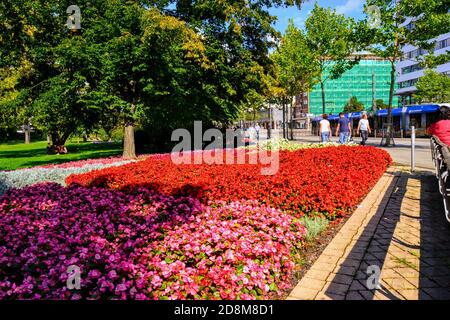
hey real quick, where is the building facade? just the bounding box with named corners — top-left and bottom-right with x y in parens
top-left (293, 92), bottom-right (309, 117)
top-left (396, 22), bottom-right (450, 105)
top-left (309, 53), bottom-right (398, 115)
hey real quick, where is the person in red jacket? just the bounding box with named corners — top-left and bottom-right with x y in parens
top-left (429, 106), bottom-right (450, 146)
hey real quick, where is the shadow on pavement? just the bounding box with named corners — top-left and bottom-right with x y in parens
top-left (419, 174), bottom-right (450, 299)
top-left (325, 171), bottom-right (407, 300)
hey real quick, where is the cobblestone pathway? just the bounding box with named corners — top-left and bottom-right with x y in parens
top-left (288, 167), bottom-right (450, 300)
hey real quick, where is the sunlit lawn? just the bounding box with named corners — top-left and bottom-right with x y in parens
top-left (0, 140), bottom-right (123, 171)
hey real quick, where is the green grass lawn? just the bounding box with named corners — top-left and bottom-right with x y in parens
top-left (0, 140), bottom-right (123, 171)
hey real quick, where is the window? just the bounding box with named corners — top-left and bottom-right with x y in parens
top-left (405, 22), bottom-right (415, 31)
top-left (410, 114), bottom-right (422, 128)
top-left (401, 63), bottom-right (422, 75)
top-left (436, 38), bottom-right (449, 50)
top-left (401, 48), bottom-right (428, 61)
top-left (399, 78), bottom-right (419, 88)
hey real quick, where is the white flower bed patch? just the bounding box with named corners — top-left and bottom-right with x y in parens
top-left (256, 138), bottom-right (356, 151)
top-left (0, 160), bottom-right (135, 195)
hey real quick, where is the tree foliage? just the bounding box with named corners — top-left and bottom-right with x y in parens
top-left (375, 99), bottom-right (388, 110)
top-left (363, 0), bottom-right (450, 109)
top-left (362, 0), bottom-right (449, 145)
top-left (1, 0), bottom-right (308, 154)
top-left (272, 19), bottom-right (320, 100)
top-left (343, 96), bottom-right (365, 113)
top-left (305, 3), bottom-right (359, 114)
top-left (414, 70), bottom-right (450, 103)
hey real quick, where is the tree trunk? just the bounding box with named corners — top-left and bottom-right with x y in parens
top-left (123, 123), bottom-right (136, 159)
top-left (290, 98), bottom-right (294, 140)
top-left (385, 61), bottom-right (396, 146)
top-left (320, 81), bottom-right (326, 115)
top-left (24, 127), bottom-right (30, 144)
top-left (47, 133), bottom-right (69, 154)
top-left (282, 99), bottom-right (286, 139)
top-left (267, 106), bottom-right (271, 139)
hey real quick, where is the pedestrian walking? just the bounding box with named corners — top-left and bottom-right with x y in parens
top-left (335, 112), bottom-right (352, 144)
top-left (357, 113), bottom-right (371, 146)
top-left (428, 105), bottom-right (450, 146)
top-left (255, 123), bottom-right (261, 141)
top-left (319, 114), bottom-right (332, 143)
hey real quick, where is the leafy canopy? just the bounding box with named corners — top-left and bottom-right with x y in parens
top-left (272, 19), bottom-right (320, 100)
top-left (0, 0), bottom-right (309, 149)
top-left (343, 96), bottom-right (365, 113)
top-left (414, 70), bottom-right (450, 104)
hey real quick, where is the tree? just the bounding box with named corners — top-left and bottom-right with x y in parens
top-left (364, 0), bottom-right (450, 146)
top-left (343, 96), bottom-right (365, 113)
top-left (305, 3), bottom-right (359, 115)
top-left (0, 0), bottom-right (107, 152)
top-left (272, 19), bottom-right (320, 139)
top-left (375, 99), bottom-right (388, 110)
top-left (414, 70), bottom-right (450, 103)
top-left (0, 63), bottom-right (33, 142)
top-left (1, 0), bottom-right (310, 155)
top-left (82, 4), bottom-right (210, 158)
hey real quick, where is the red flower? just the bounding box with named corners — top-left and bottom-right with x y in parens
top-left (66, 146), bottom-right (392, 219)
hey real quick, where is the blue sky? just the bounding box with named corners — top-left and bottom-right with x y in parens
top-left (269, 0), bottom-right (367, 33)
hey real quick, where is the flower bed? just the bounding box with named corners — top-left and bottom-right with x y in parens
top-left (0, 144), bottom-right (391, 300)
top-left (67, 146), bottom-right (392, 219)
top-left (257, 137), bottom-right (355, 151)
top-left (38, 157), bottom-right (128, 169)
top-left (0, 184), bottom-right (304, 300)
top-left (0, 159), bottom-right (135, 195)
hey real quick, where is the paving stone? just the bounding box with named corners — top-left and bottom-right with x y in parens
top-left (349, 280), bottom-right (367, 291)
top-left (358, 290), bottom-right (377, 300)
top-left (420, 288), bottom-right (450, 300)
top-left (345, 291), bottom-right (365, 300)
top-left (338, 258), bottom-right (361, 268)
top-left (315, 292), bottom-right (345, 300)
top-left (288, 168), bottom-right (450, 301)
top-left (313, 262), bottom-right (336, 272)
top-left (288, 287), bottom-right (318, 300)
top-left (305, 269), bottom-right (332, 281)
top-left (335, 266), bottom-right (358, 276)
top-left (430, 276), bottom-right (450, 287)
top-left (396, 290), bottom-right (419, 300)
top-left (323, 282), bottom-right (350, 295)
top-left (393, 268), bottom-right (420, 279)
top-left (326, 273), bottom-right (354, 285)
top-left (381, 277), bottom-right (417, 290)
top-left (297, 278), bottom-right (325, 291)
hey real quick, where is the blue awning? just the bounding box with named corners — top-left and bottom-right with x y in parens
top-left (328, 115), bottom-right (339, 121)
top-left (376, 108), bottom-right (403, 117)
top-left (349, 112), bottom-right (363, 119)
top-left (406, 104), bottom-right (439, 114)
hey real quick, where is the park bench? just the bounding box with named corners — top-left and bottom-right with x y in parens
top-left (431, 135), bottom-right (450, 223)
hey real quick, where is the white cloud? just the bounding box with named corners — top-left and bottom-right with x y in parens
top-left (293, 16), bottom-right (303, 26)
top-left (293, 9), bottom-right (311, 29)
top-left (335, 0), bottom-right (364, 15)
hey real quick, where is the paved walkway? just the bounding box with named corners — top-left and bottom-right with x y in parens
top-left (288, 167), bottom-right (450, 300)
